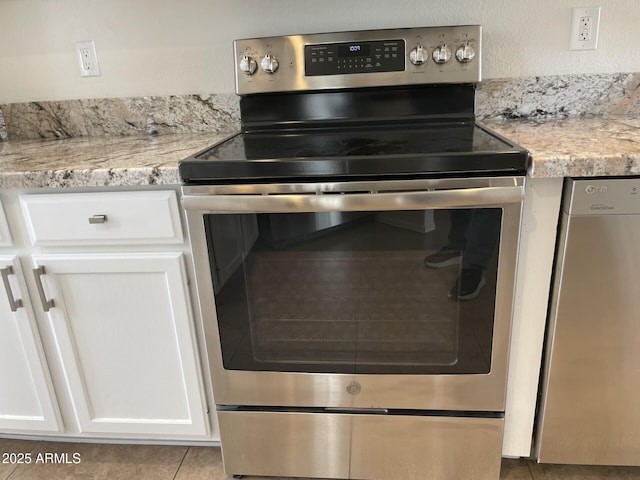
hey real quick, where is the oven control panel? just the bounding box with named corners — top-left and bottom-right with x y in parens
top-left (304, 39), bottom-right (405, 76)
top-left (234, 25), bottom-right (481, 95)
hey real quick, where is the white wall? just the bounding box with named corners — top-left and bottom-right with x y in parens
top-left (1, 0), bottom-right (639, 103)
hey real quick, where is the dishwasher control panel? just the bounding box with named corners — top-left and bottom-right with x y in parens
top-left (564, 177), bottom-right (640, 215)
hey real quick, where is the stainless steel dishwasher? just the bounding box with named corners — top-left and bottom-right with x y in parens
top-left (537, 177), bottom-right (640, 465)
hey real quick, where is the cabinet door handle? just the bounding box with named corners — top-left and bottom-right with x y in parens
top-left (33, 266), bottom-right (54, 312)
top-left (1, 266), bottom-right (23, 312)
top-left (89, 214), bottom-right (108, 224)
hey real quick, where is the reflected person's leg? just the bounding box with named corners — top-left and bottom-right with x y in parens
top-left (461, 209), bottom-right (501, 270)
top-left (424, 209), bottom-right (471, 268)
top-left (450, 209), bottom-right (501, 301)
top-left (448, 209), bottom-right (473, 251)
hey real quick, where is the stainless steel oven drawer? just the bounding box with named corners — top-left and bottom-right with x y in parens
top-left (218, 410), bottom-right (351, 479)
top-left (218, 410), bottom-right (504, 480)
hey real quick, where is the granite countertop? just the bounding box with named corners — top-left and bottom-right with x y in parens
top-left (0, 117), bottom-right (639, 189)
top-left (485, 117), bottom-right (640, 178)
top-left (0, 132), bottom-right (228, 189)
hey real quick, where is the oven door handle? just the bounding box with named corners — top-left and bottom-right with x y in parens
top-left (181, 185), bottom-right (523, 213)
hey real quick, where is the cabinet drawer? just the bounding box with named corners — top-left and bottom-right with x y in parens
top-left (20, 191), bottom-right (184, 246)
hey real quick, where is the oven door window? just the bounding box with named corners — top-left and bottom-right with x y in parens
top-left (205, 208), bottom-right (501, 375)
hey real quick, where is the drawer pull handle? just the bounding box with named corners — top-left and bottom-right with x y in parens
top-left (1, 266), bottom-right (23, 312)
top-left (33, 266), bottom-right (54, 312)
top-left (89, 214), bottom-right (108, 224)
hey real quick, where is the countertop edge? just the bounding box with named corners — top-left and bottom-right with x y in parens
top-left (1, 118), bottom-right (639, 189)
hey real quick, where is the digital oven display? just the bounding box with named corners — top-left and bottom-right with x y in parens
top-left (305, 39), bottom-right (405, 76)
top-left (338, 44), bottom-right (371, 57)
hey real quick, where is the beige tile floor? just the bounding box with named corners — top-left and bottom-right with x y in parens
top-left (2, 438), bottom-right (640, 479)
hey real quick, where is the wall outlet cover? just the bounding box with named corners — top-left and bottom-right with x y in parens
top-left (74, 40), bottom-right (101, 77)
top-left (570, 6), bottom-right (601, 51)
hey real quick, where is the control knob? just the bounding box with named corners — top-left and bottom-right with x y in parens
top-left (409, 45), bottom-right (429, 65)
top-left (432, 44), bottom-right (452, 64)
top-left (239, 55), bottom-right (257, 75)
top-left (455, 42), bottom-right (476, 63)
top-left (260, 54), bottom-right (279, 74)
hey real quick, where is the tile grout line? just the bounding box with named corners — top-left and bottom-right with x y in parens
top-left (5, 441), bottom-right (40, 480)
top-left (171, 446), bottom-right (190, 480)
top-left (3, 464), bottom-right (17, 480)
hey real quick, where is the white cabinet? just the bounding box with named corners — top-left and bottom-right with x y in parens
top-left (0, 202), bottom-right (12, 246)
top-left (0, 188), bottom-right (212, 441)
top-left (30, 252), bottom-right (208, 438)
top-left (20, 191), bottom-right (183, 246)
top-left (0, 254), bottom-right (61, 433)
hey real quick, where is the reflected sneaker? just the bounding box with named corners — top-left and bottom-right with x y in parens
top-left (424, 247), bottom-right (462, 268)
top-left (449, 268), bottom-right (486, 301)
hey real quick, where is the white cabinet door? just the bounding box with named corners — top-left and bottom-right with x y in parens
top-left (0, 255), bottom-right (61, 433)
top-left (0, 203), bottom-right (13, 246)
top-left (30, 252), bottom-right (209, 439)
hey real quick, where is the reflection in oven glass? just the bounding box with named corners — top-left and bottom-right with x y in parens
top-left (205, 209), bottom-right (500, 375)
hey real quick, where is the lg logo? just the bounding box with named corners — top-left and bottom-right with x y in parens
top-left (585, 185), bottom-right (607, 194)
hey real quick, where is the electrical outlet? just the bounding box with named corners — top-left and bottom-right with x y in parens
top-left (570, 6), bottom-right (601, 50)
top-left (578, 16), bottom-right (592, 41)
top-left (74, 41), bottom-right (101, 77)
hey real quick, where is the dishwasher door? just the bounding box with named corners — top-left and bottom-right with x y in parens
top-left (537, 177), bottom-right (640, 465)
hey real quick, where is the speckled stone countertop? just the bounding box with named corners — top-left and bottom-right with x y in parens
top-left (0, 132), bottom-right (228, 189)
top-left (0, 118), bottom-right (639, 189)
top-left (485, 117), bottom-right (640, 178)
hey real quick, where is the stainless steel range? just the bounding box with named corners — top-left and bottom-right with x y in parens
top-left (180, 25), bottom-right (529, 480)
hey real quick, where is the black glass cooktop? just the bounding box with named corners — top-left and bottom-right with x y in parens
top-left (179, 122), bottom-right (529, 184)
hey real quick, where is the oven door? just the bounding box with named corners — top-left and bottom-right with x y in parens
top-left (183, 176), bottom-right (524, 412)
